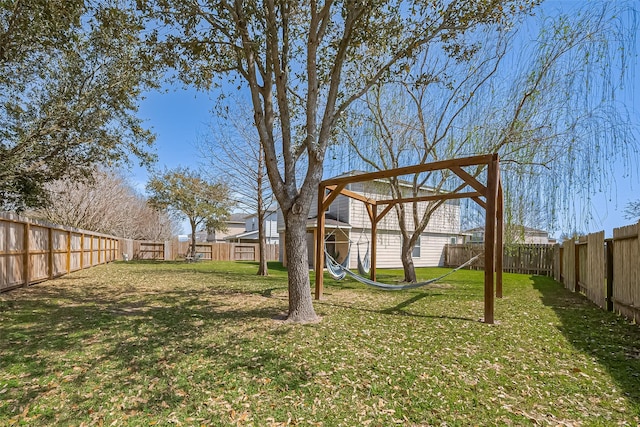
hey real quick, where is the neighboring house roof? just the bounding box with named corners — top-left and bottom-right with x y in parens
top-left (227, 213), bottom-right (247, 224)
top-left (225, 230), bottom-right (260, 241)
top-left (242, 208), bottom-right (277, 219)
top-left (306, 215), bottom-right (352, 230)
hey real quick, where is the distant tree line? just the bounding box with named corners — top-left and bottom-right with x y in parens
top-left (29, 170), bottom-right (177, 240)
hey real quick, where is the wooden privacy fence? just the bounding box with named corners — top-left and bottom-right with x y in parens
top-left (122, 239), bottom-right (279, 262)
top-left (612, 223), bottom-right (640, 320)
top-left (445, 243), bottom-right (556, 276)
top-left (0, 213), bottom-right (119, 292)
top-left (560, 232), bottom-right (607, 308)
top-left (558, 222), bottom-right (640, 322)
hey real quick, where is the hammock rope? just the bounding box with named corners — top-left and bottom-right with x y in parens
top-left (324, 248), bottom-right (482, 291)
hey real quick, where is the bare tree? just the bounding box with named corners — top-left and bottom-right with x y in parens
top-left (30, 170), bottom-right (176, 239)
top-left (342, 2), bottom-right (638, 282)
top-left (199, 113), bottom-right (276, 275)
top-left (624, 200), bottom-right (640, 221)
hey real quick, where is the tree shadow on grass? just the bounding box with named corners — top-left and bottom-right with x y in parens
top-left (0, 285), bottom-right (301, 424)
top-left (317, 291), bottom-right (476, 322)
top-left (531, 276), bottom-right (640, 408)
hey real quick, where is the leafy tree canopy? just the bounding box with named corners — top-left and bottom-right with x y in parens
top-left (146, 167), bottom-right (233, 255)
top-left (0, 0), bottom-right (159, 211)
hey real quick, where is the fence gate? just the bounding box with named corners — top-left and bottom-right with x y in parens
top-left (233, 245), bottom-right (256, 261)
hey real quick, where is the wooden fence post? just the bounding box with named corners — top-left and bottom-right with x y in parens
top-left (574, 242), bottom-right (580, 293)
top-left (80, 233), bottom-right (84, 270)
top-left (66, 230), bottom-right (72, 274)
top-left (606, 238), bottom-right (614, 312)
top-left (23, 222), bottom-right (30, 287)
top-left (48, 227), bottom-right (54, 280)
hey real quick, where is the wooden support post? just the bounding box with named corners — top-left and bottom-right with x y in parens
top-left (371, 204), bottom-right (378, 282)
top-left (23, 222), bottom-right (30, 287)
top-left (315, 185), bottom-right (326, 300)
top-left (496, 177), bottom-right (504, 299)
top-left (483, 155), bottom-right (499, 324)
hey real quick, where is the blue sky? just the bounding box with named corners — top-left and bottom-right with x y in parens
top-left (133, 2), bottom-right (639, 238)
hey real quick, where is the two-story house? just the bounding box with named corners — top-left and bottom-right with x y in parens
top-left (224, 209), bottom-right (279, 244)
top-left (277, 172), bottom-right (464, 269)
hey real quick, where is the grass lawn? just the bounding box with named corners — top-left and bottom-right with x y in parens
top-left (1, 261), bottom-right (639, 426)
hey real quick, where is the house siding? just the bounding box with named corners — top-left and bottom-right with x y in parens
top-left (277, 176), bottom-right (463, 268)
top-left (352, 230), bottom-right (453, 268)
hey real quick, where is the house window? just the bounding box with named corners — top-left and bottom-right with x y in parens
top-left (412, 236), bottom-right (421, 258)
top-left (450, 237), bottom-right (457, 244)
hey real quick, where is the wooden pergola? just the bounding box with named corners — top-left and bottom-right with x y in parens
top-left (314, 153), bottom-right (504, 324)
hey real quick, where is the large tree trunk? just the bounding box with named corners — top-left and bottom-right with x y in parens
top-left (283, 212), bottom-right (318, 323)
top-left (189, 219), bottom-right (197, 260)
top-left (401, 236), bottom-right (417, 283)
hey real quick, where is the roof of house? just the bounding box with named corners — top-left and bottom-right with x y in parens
top-left (225, 230), bottom-right (259, 241)
top-left (227, 213), bottom-right (247, 224)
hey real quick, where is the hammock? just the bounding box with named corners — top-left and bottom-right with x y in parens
top-left (357, 244), bottom-right (370, 276)
top-left (325, 247), bottom-right (350, 280)
top-left (324, 249), bottom-right (482, 291)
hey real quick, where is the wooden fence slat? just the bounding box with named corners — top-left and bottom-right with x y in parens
top-left (0, 213), bottom-right (121, 292)
top-left (446, 243), bottom-right (555, 276)
top-left (612, 221), bottom-right (640, 322)
top-left (130, 240), bottom-right (280, 262)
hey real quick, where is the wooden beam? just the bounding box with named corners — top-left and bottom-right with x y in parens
top-left (450, 166), bottom-right (487, 194)
top-left (366, 204), bottom-right (375, 224)
top-left (80, 233), bottom-right (84, 270)
top-left (376, 203), bottom-right (396, 224)
top-left (326, 185), bottom-right (376, 206)
top-left (376, 191), bottom-right (482, 206)
top-left (322, 183), bottom-right (347, 211)
top-left (472, 197), bottom-right (487, 210)
top-left (321, 154), bottom-right (494, 187)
